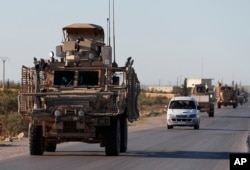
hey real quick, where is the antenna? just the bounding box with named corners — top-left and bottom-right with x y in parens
top-left (107, 18), bottom-right (109, 45)
top-left (108, 0), bottom-right (111, 46)
top-left (112, 0), bottom-right (118, 67)
top-left (202, 56), bottom-right (203, 78)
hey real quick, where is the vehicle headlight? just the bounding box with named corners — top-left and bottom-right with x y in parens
top-left (78, 110), bottom-right (85, 117)
top-left (54, 110), bottom-right (62, 117)
top-left (168, 114), bottom-right (175, 118)
top-left (210, 94), bottom-right (213, 98)
top-left (88, 53), bottom-right (95, 61)
top-left (189, 114), bottom-right (197, 118)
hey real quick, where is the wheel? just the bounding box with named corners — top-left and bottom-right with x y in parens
top-left (167, 125), bottom-right (173, 129)
top-left (233, 104), bottom-right (237, 108)
top-left (208, 111), bottom-right (214, 117)
top-left (105, 117), bottom-right (120, 156)
top-left (45, 143), bottom-right (57, 152)
top-left (29, 125), bottom-right (44, 155)
top-left (194, 123), bottom-right (199, 130)
top-left (120, 114), bottom-right (128, 153)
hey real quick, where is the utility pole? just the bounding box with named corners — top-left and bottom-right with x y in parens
top-left (1, 57), bottom-right (8, 89)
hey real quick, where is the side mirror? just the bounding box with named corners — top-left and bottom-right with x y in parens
top-left (197, 106), bottom-right (201, 110)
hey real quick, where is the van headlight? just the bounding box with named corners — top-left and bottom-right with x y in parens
top-left (189, 114), bottom-right (197, 118)
top-left (168, 114), bottom-right (175, 118)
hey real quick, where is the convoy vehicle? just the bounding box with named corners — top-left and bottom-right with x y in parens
top-left (217, 85), bottom-right (238, 108)
top-left (238, 88), bottom-right (248, 105)
top-left (18, 23), bottom-right (140, 156)
top-left (191, 84), bottom-right (215, 117)
top-left (182, 78), bottom-right (215, 117)
top-left (166, 96), bottom-right (200, 130)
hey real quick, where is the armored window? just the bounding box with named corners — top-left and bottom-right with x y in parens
top-left (78, 71), bottom-right (99, 86)
top-left (54, 71), bottom-right (74, 86)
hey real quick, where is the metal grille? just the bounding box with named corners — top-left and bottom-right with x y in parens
top-left (19, 66), bottom-right (34, 115)
top-left (63, 121), bottom-right (77, 133)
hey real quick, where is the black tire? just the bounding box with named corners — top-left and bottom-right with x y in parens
top-left (120, 115), bottom-right (128, 153)
top-left (194, 123), bottom-right (199, 130)
top-left (167, 125), bottom-right (173, 129)
top-left (233, 104), bottom-right (237, 109)
top-left (45, 143), bottom-right (57, 152)
top-left (105, 117), bottom-right (120, 156)
top-left (208, 111), bottom-right (214, 117)
top-left (29, 125), bottom-right (44, 155)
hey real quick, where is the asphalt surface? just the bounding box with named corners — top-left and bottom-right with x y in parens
top-left (0, 102), bottom-right (250, 170)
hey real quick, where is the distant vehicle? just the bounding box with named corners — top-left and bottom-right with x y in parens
top-left (166, 96), bottom-right (200, 130)
top-left (238, 89), bottom-right (248, 105)
top-left (191, 83), bottom-right (215, 117)
top-left (182, 78), bottom-right (215, 117)
top-left (217, 85), bottom-right (238, 108)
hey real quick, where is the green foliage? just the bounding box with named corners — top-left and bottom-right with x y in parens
top-left (1, 112), bottom-right (29, 136)
top-left (0, 89), bottom-right (27, 136)
top-left (139, 92), bottom-right (170, 106)
top-left (0, 90), bottom-right (18, 115)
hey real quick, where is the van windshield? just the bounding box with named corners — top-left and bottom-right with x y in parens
top-left (169, 100), bottom-right (196, 109)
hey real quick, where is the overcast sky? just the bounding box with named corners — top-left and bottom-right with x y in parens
top-left (0, 0), bottom-right (250, 86)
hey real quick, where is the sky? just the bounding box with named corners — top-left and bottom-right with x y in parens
top-left (0, 0), bottom-right (250, 86)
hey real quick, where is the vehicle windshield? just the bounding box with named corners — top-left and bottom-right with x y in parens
top-left (169, 100), bottom-right (196, 109)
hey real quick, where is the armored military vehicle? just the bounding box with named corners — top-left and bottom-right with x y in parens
top-left (238, 88), bottom-right (248, 105)
top-left (217, 85), bottom-right (238, 108)
top-left (191, 84), bottom-right (215, 117)
top-left (18, 23), bottom-right (140, 156)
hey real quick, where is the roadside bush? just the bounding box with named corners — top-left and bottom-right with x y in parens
top-left (0, 90), bottom-right (18, 115)
top-left (1, 112), bottom-right (29, 136)
top-left (139, 92), bottom-right (170, 106)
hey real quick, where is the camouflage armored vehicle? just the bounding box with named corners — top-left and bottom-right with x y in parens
top-left (191, 84), bottom-right (215, 117)
top-left (217, 84), bottom-right (238, 108)
top-left (238, 88), bottom-right (248, 105)
top-left (18, 23), bottom-right (140, 156)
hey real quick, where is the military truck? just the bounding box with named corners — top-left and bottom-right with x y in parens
top-left (18, 23), bottom-right (140, 156)
top-left (191, 84), bottom-right (215, 117)
top-left (182, 79), bottom-right (215, 117)
top-left (238, 88), bottom-right (248, 105)
top-left (217, 84), bottom-right (238, 108)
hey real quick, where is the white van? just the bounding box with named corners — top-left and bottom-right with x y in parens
top-left (166, 96), bottom-right (200, 129)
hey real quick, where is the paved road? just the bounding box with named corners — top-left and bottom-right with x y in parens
top-left (1, 103), bottom-right (250, 170)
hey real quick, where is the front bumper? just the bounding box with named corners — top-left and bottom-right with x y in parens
top-left (167, 118), bottom-right (199, 126)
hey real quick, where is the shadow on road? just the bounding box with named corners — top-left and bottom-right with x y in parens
top-left (126, 150), bottom-right (229, 159)
top-left (220, 115), bottom-right (250, 119)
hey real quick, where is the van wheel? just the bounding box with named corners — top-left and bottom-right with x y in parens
top-left (194, 123), bottom-right (199, 130)
top-left (208, 111), bottom-right (214, 117)
top-left (217, 103), bottom-right (221, 108)
top-left (167, 125), bottom-right (173, 129)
